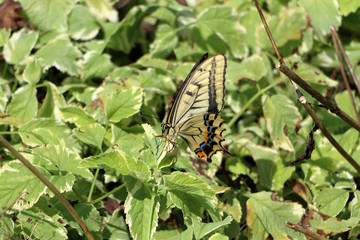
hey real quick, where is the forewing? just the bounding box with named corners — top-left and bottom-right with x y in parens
top-left (168, 54), bottom-right (227, 126)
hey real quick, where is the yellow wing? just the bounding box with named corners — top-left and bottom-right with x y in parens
top-left (177, 113), bottom-right (227, 162)
top-left (166, 53), bottom-right (226, 126)
top-left (161, 53), bottom-right (228, 162)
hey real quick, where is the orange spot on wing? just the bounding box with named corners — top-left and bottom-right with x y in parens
top-left (197, 151), bottom-right (206, 159)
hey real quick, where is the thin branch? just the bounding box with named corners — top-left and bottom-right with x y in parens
top-left (286, 222), bottom-right (328, 240)
top-left (253, 0), bottom-right (360, 173)
top-left (331, 26), bottom-right (360, 94)
top-left (331, 29), bottom-right (360, 123)
top-left (298, 96), bottom-right (360, 173)
top-left (253, 0), bottom-right (283, 63)
top-left (0, 191), bottom-right (27, 217)
top-left (277, 63), bottom-right (360, 132)
top-left (0, 136), bottom-right (94, 240)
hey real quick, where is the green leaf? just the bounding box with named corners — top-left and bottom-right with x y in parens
top-left (104, 87), bottom-right (143, 123)
top-left (124, 176), bottom-right (159, 240)
top-left (19, 0), bottom-right (73, 32)
top-left (153, 229), bottom-right (193, 240)
top-left (262, 94), bottom-right (301, 151)
top-left (299, 0), bottom-right (341, 41)
top-left (57, 203), bottom-right (102, 234)
top-left (18, 209), bottom-right (67, 239)
top-left (60, 106), bottom-right (96, 128)
top-left (219, 191), bottom-right (242, 222)
top-left (241, 140), bottom-right (294, 191)
top-left (194, 6), bottom-right (247, 58)
top-left (3, 28), bottom-right (39, 64)
top-left (0, 216), bottom-right (14, 239)
top-left (163, 172), bottom-right (220, 222)
top-left (286, 54), bottom-right (339, 89)
top-left (68, 5), bottom-right (100, 40)
top-left (19, 118), bottom-right (80, 152)
top-left (338, 0), bottom-right (360, 16)
top-left (335, 91), bottom-right (358, 123)
top-left (0, 28), bottom-right (10, 47)
top-left (7, 84), bottom-right (37, 123)
top-left (84, 0), bottom-right (118, 22)
top-left (150, 24), bottom-right (178, 58)
top-left (35, 38), bottom-right (82, 76)
top-left (23, 60), bottom-right (41, 85)
top-left (106, 6), bottom-right (145, 53)
top-left (32, 144), bottom-right (92, 179)
top-left (190, 216), bottom-right (232, 240)
top-left (103, 209), bottom-right (130, 240)
top-left (81, 51), bottom-right (114, 81)
top-left (227, 55), bottom-right (269, 82)
top-left (73, 123), bottom-right (106, 150)
top-left (246, 192), bottom-right (305, 240)
top-left (81, 150), bottom-right (151, 179)
top-left (308, 210), bottom-right (360, 235)
top-left (0, 161), bottom-right (48, 210)
top-left (313, 188), bottom-right (349, 216)
top-left (38, 82), bottom-right (67, 118)
top-left (257, 5), bottom-right (307, 49)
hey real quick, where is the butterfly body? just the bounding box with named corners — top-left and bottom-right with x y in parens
top-left (161, 53), bottom-right (228, 162)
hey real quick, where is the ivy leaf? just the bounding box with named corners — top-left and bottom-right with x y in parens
top-left (60, 106), bottom-right (96, 128)
top-left (73, 123), bottom-right (106, 150)
top-left (38, 82), bottom-right (67, 119)
top-left (150, 24), bottom-right (178, 58)
top-left (81, 51), bottom-right (114, 81)
top-left (7, 84), bottom-right (37, 123)
top-left (246, 192), bottom-right (305, 240)
top-left (23, 60), bottom-right (41, 85)
top-left (3, 28), bottom-right (38, 64)
top-left (313, 188), bottom-right (349, 216)
top-left (84, 0), bottom-right (118, 22)
top-left (19, 0), bottom-right (73, 32)
top-left (103, 209), bottom-right (130, 239)
top-left (164, 172), bottom-right (221, 222)
top-left (81, 150), bottom-right (151, 179)
top-left (262, 94), bottom-right (301, 151)
top-left (104, 87), bottom-right (143, 123)
top-left (124, 176), bottom-right (159, 240)
top-left (19, 118), bottom-right (80, 152)
top-left (18, 209), bottom-right (67, 239)
top-left (299, 0), bottom-right (341, 41)
top-left (190, 216), bottom-right (233, 240)
top-left (241, 140), bottom-right (294, 191)
top-left (0, 161), bottom-right (49, 210)
top-left (194, 6), bottom-right (247, 58)
top-left (68, 5), bottom-right (99, 40)
top-left (35, 38), bottom-right (82, 76)
top-left (32, 144), bottom-right (92, 179)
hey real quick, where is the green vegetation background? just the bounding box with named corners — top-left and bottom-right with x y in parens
top-left (0, 0), bottom-right (360, 239)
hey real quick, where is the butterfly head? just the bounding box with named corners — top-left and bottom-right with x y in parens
top-left (161, 123), bottom-right (176, 153)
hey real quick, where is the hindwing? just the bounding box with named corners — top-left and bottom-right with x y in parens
top-left (177, 113), bottom-right (227, 162)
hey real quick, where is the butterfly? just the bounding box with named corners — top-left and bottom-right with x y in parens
top-left (161, 53), bottom-right (228, 163)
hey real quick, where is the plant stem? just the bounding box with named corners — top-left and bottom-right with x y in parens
top-left (91, 184), bottom-right (126, 205)
top-left (227, 81), bottom-right (279, 129)
top-left (87, 168), bottom-right (100, 203)
top-left (0, 135), bottom-right (94, 240)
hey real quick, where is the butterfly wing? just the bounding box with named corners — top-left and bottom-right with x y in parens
top-left (177, 113), bottom-right (227, 162)
top-left (166, 53), bottom-right (227, 126)
top-left (162, 53), bottom-right (228, 162)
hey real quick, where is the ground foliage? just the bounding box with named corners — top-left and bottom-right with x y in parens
top-left (0, 0), bottom-right (360, 239)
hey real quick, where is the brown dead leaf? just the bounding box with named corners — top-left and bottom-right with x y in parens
top-left (0, 0), bottom-right (28, 29)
